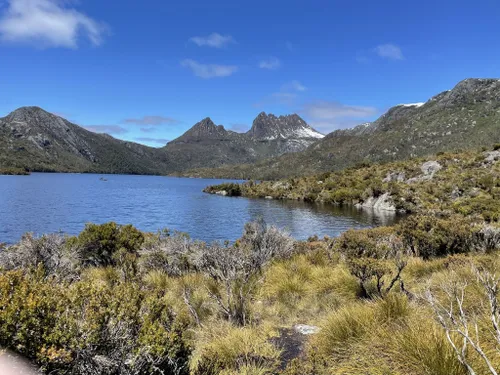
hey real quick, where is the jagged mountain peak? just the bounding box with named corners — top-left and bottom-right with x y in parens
top-left (248, 112), bottom-right (323, 140)
top-left (170, 117), bottom-right (231, 144)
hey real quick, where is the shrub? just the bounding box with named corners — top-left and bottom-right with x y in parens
top-left (139, 231), bottom-right (199, 276)
top-left (204, 183), bottom-right (242, 197)
top-left (333, 227), bottom-right (404, 259)
top-left (196, 220), bottom-right (295, 326)
top-left (0, 233), bottom-right (75, 278)
top-left (68, 222), bottom-right (144, 267)
top-left (398, 215), bottom-right (478, 258)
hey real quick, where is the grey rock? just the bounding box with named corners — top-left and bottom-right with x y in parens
top-left (421, 161), bottom-right (442, 177)
top-left (356, 192), bottom-right (397, 212)
top-left (294, 324), bottom-right (321, 335)
top-left (383, 171), bottom-right (406, 183)
top-left (484, 150), bottom-right (500, 163)
top-left (215, 190), bottom-right (228, 196)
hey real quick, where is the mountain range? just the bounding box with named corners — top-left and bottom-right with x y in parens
top-left (0, 108), bottom-right (323, 175)
top-left (183, 78), bottom-right (500, 179)
top-left (2, 78), bottom-right (500, 178)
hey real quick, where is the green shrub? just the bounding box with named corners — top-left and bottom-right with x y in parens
top-left (397, 215), bottom-right (477, 258)
top-left (67, 222), bottom-right (144, 267)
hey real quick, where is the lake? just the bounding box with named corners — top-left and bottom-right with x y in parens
top-left (0, 173), bottom-right (397, 244)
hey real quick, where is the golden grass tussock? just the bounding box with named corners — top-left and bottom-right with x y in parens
top-left (190, 321), bottom-right (281, 375)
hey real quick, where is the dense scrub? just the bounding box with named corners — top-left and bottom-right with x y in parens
top-left (206, 147), bottom-right (500, 222)
top-left (1, 215), bottom-right (500, 374)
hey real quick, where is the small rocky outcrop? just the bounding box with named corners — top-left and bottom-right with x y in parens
top-left (383, 171), bottom-right (406, 183)
top-left (484, 150), bottom-right (500, 164)
top-left (356, 192), bottom-right (397, 212)
top-left (407, 161), bottom-right (442, 183)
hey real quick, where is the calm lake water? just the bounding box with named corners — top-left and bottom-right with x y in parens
top-left (0, 173), bottom-right (397, 244)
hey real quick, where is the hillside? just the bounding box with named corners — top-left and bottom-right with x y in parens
top-left (184, 78), bottom-right (500, 180)
top-left (0, 106), bottom-right (169, 175)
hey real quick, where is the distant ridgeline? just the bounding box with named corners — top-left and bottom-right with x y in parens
top-left (2, 78), bottom-right (500, 178)
top-left (0, 107), bottom-right (323, 175)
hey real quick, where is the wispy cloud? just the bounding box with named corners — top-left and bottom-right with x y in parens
top-left (139, 127), bottom-right (156, 133)
top-left (259, 57), bottom-right (281, 70)
top-left (303, 101), bottom-right (377, 120)
top-left (135, 137), bottom-right (170, 146)
top-left (189, 32), bottom-right (235, 48)
top-left (181, 59), bottom-right (238, 79)
top-left (282, 80), bottom-right (306, 92)
top-left (301, 101), bottom-right (378, 133)
top-left (374, 43), bottom-right (404, 60)
top-left (0, 0), bottom-right (107, 48)
top-left (123, 115), bottom-right (179, 126)
top-left (229, 123), bottom-right (250, 133)
top-left (255, 80), bottom-right (307, 107)
top-left (85, 125), bottom-right (128, 135)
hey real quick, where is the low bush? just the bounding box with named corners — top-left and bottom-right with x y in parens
top-left (67, 222), bottom-right (144, 267)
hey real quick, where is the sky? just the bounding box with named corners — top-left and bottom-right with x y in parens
top-left (0, 0), bottom-right (499, 147)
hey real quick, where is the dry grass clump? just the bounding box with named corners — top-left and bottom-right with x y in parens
top-left (258, 254), bottom-right (359, 323)
top-left (190, 322), bottom-right (281, 375)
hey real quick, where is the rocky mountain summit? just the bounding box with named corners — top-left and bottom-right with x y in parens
top-left (248, 112), bottom-right (324, 141)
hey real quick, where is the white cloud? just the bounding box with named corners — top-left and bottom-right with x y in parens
top-left (302, 101), bottom-right (378, 133)
top-left (85, 125), bottom-right (128, 135)
top-left (181, 59), bottom-right (238, 79)
top-left (135, 137), bottom-right (170, 146)
top-left (0, 0), bottom-right (107, 48)
top-left (303, 101), bottom-right (377, 120)
top-left (259, 57), bottom-right (281, 70)
top-left (189, 32), bottom-right (235, 48)
top-left (282, 80), bottom-right (306, 92)
top-left (255, 80), bottom-right (307, 107)
top-left (374, 43), bottom-right (404, 60)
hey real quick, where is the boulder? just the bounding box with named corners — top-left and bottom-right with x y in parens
top-left (356, 192), bottom-right (397, 212)
top-left (421, 161), bottom-right (442, 177)
top-left (484, 150), bottom-right (500, 164)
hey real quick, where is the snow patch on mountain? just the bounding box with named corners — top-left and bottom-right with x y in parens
top-left (398, 102), bottom-right (425, 108)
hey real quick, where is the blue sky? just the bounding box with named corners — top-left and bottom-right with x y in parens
top-left (1, 0), bottom-right (499, 147)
